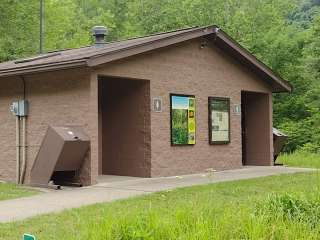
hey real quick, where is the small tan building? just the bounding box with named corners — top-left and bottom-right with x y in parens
top-left (0, 26), bottom-right (292, 186)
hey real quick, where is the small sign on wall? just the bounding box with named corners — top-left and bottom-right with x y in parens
top-left (153, 97), bottom-right (162, 112)
top-left (233, 104), bottom-right (241, 115)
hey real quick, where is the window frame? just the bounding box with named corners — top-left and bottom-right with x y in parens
top-left (208, 96), bottom-right (231, 145)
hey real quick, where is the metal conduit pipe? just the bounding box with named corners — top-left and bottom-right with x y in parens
top-left (10, 76), bottom-right (29, 184)
top-left (11, 77), bottom-right (28, 184)
top-left (20, 116), bottom-right (26, 184)
top-left (16, 116), bottom-right (20, 184)
top-left (20, 76), bottom-right (27, 184)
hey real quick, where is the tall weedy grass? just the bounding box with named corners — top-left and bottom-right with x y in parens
top-left (256, 193), bottom-right (320, 228)
top-left (278, 151), bottom-right (320, 169)
top-left (83, 191), bottom-right (320, 239)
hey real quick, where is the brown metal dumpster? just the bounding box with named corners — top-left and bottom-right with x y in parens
top-left (273, 128), bottom-right (288, 162)
top-left (30, 126), bottom-right (90, 188)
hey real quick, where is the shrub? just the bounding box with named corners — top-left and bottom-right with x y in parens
top-left (298, 142), bottom-right (320, 153)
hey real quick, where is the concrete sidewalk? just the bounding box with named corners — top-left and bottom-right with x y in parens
top-left (0, 166), bottom-right (314, 223)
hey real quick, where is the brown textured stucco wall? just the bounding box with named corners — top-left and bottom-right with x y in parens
top-left (0, 69), bottom-right (92, 183)
top-left (94, 39), bottom-right (273, 177)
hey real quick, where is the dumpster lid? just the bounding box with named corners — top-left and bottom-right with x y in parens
top-left (52, 126), bottom-right (90, 141)
top-left (273, 128), bottom-right (287, 137)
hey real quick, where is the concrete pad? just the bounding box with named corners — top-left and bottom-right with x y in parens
top-left (0, 166), bottom-right (315, 223)
top-left (95, 166), bottom-right (315, 192)
top-left (97, 175), bottom-right (143, 183)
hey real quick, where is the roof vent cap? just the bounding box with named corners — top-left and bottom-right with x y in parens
top-left (92, 26), bottom-right (107, 46)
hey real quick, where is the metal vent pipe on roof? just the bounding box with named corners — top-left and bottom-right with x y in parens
top-left (92, 26), bottom-right (107, 46)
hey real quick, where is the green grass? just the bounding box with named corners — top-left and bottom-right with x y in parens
top-left (0, 182), bottom-right (38, 201)
top-left (0, 172), bottom-right (319, 239)
top-left (277, 151), bottom-right (320, 168)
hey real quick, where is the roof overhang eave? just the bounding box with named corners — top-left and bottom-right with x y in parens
top-left (0, 60), bottom-right (88, 78)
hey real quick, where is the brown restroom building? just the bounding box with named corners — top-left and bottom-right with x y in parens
top-left (0, 26), bottom-right (292, 185)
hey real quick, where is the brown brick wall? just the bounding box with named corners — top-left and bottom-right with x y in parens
top-left (0, 69), bottom-right (91, 183)
top-left (0, 78), bottom-right (22, 181)
top-left (0, 38), bottom-right (273, 184)
top-left (94, 39), bottom-right (273, 177)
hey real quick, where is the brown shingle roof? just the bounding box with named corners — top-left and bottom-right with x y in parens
top-left (0, 27), bottom-right (204, 72)
top-left (0, 25), bottom-right (292, 92)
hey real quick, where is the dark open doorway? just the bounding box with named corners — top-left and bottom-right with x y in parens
top-left (98, 76), bottom-right (151, 177)
top-left (241, 91), bottom-right (272, 166)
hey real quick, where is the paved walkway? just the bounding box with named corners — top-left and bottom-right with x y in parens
top-left (0, 166), bottom-right (314, 223)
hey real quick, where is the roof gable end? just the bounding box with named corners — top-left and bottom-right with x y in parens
top-left (0, 25), bottom-right (292, 92)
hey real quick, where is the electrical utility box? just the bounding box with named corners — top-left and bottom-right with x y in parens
top-left (10, 100), bottom-right (29, 117)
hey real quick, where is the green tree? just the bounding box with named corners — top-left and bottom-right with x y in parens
top-left (0, 0), bottom-right (319, 153)
top-left (0, 0), bottom-right (38, 61)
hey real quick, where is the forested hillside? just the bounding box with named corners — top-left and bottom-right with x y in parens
top-left (1, 0), bottom-right (319, 153)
